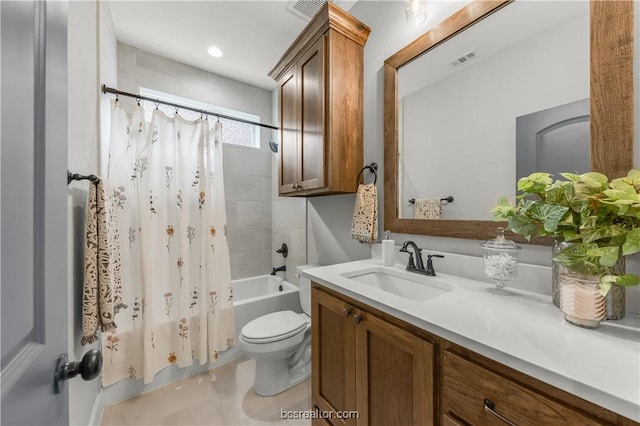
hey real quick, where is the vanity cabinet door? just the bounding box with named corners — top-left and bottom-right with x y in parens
top-left (312, 286), bottom-right (435, 426)
top-left (354, 309), bottom-right (435, 425)
top-left (312, 288), bottom-right (357, 426)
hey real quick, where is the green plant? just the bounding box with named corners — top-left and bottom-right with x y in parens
top-left (492, 170), bottom-right (640, 294)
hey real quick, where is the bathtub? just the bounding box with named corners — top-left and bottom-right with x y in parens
top-left (232, 275), bottom-right (301, 339)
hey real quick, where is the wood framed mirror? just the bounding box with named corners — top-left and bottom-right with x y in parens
top-left (383, 0), bottom-right (634, 242)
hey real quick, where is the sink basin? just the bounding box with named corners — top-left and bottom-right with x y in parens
top-left (341, 267), bottom-right (452, 301)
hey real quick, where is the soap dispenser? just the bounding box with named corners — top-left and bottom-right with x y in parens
top-left (382, 230), bottom-right (395, 266)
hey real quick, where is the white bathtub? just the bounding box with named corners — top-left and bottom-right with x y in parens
top-left (232, 275), bottom-right (301, 339)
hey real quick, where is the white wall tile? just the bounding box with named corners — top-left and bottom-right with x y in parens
top-left (223, 147), bottom-right (271, 177)
top-left (224, 174), bottom-right (266, 201)
top-left (236, 201), bottom-right (272, 227)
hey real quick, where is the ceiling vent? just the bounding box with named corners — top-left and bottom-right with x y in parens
top-left (448, 51), bottom-right (477, 68)
top-left (286, 0), bottom-right (327, 21)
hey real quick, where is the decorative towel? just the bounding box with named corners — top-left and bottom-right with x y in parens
top-left (82, 180), bottom-right (126, 345)
top-left (351, 183), bottom-right (378, 243)
top-left (414, 197), bottom-right (442, 219)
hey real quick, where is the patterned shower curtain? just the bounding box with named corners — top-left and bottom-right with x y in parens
top-left (101, 100), bottom-right (235, 386)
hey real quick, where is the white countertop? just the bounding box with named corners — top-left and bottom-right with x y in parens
top-left (303, 258), bottom-right (640, 422)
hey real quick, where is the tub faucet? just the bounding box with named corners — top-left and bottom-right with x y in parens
top-left (271, 265), bottom-right (286, 276)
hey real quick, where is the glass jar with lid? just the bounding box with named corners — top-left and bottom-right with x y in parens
top-left (481, 227), bottom-right (521, 294)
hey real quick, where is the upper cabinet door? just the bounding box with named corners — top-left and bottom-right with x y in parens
top-left (278, 69), bottom-right (299, 194)
top-left (299, 36), bottom-right (326, 192)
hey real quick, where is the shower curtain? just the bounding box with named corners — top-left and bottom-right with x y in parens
top-left (101, 100), bottom-right (235, 385)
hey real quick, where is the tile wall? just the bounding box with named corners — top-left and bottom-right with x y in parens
top-left (117, 43), bottom-right (275, 279)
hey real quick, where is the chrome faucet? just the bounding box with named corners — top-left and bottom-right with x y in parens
top-left (399, 241), bottom-right (445, 276)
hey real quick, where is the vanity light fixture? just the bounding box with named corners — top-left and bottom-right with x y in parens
top-left (406, 0), bottom-right (427, 27)
top-left (207, 46), bottom-right (224, 58)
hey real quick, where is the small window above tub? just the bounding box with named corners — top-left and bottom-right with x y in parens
top-left (139, 87), bottom-right (260, 149)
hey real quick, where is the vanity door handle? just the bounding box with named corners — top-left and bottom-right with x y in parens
top-left (484, 399), bottom-right (518, 426)
top-left (353, 314), bottom-right (363, 324)
top-left (342, 308), bottom-right (352, 317)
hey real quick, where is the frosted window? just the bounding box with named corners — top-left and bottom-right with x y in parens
top-left (139, 88), bottom-right (260, 149)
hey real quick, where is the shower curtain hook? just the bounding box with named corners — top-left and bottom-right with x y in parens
top-left (115, 94), bottom-right (119, 104)
top-left (136, 97), bottom-right (141, 106)
top-left (154, 101), bottom-right (159, 110)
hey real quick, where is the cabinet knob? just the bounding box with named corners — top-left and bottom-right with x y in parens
top-left (353, 314), bottom-right (363, 324)
top-left (342, 308), bottom-right (352, 317)
top-left (483, 399), bottom-right (517, 426)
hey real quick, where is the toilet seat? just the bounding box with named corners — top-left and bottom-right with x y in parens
top-left (241, 311), bottom-right (308, 344)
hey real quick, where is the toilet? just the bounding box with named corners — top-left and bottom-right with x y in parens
top-left (238, 264), bottom-right (317, 396)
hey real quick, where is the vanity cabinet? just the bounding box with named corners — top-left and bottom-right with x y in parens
top-left (311, 286), bottom-right (435, 425)
top-left (269, 3), bottom-right (370, 197)
top-left (312, 282), bottom-right (639, 426)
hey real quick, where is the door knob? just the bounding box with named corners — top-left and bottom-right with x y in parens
top-left (54, 349), bottom-right (102, 394)
top-left (353, 314), bottom-right (363, 324)
top-left (342, 308), bottom-right (352, 317)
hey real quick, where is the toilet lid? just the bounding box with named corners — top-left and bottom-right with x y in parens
top-left (241, 311), bottom-right (307, 343)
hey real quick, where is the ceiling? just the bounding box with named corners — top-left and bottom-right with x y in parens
top-left (108, 0), bottom-right (357, 90)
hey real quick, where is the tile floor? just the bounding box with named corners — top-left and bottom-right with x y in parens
top-left (100, 358), bottom-right (311, 425)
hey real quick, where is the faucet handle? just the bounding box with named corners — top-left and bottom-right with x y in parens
top-left (425, 254), bottom-right (444, 276)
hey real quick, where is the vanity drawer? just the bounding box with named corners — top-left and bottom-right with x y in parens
top-left (442, 350), bottom-right (609, 426)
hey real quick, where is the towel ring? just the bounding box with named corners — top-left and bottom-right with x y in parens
top-left (357, 163), bottom-right (378, 185)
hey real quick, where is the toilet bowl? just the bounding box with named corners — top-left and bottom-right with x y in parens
top-left (238, 264), bottom-right (317, 396)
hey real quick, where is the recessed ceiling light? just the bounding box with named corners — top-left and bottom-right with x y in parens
top-left (207, 46), bottom-right (223, 58)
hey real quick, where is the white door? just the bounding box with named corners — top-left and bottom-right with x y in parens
top-left (1, 1), bottom-right (70, 424)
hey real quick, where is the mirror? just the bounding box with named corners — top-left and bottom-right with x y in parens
top-left (384, 0), bottom-right (635, 241)
top-left (397, 1), bottom-right (589, 220)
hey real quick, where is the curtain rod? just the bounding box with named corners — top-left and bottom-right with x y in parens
top-left (101, 85), bottom-right (279, 131)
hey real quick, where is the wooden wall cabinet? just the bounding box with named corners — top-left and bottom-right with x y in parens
top-left (269, 4), bottom-right (370, 197)
top-left (311, 287), bottom-right (435, 425)
top-left (312, 284), bottom-right (640, 426)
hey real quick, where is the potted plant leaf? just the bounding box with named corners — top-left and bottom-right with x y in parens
top-left (492, 170), bottom-right (640, 327)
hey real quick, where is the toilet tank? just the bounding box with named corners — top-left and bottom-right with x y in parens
top-left (296, 264), bottom-right (320, 316)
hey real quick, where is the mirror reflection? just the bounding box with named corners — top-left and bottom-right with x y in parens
top-left (397, 1), bottom-right (589, 220)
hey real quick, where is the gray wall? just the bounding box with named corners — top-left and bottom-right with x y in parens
top-left (67, 2), bottom-right (104, 425)
top-left (116, 43), bottom-right (273, 280)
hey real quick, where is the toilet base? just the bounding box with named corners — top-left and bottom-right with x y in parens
top-left (253, 358), bottom-right (310, 396)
